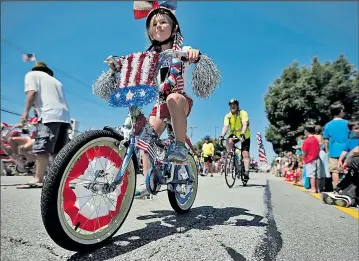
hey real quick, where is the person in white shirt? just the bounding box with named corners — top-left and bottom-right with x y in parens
top-left (20, 62), bottom-right (71, 188)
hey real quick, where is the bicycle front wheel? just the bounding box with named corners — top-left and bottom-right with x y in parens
top-left (41, 130), bottom-right (136, 252)
top-left (224, 151), bottom-right (236, 188)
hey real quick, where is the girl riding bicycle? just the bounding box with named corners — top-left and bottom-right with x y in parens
top-left (111, 2), bottom-right (200, 196)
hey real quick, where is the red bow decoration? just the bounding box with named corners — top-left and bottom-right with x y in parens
top-left (133, 1), bottom-right (177, 20)
top-left (134, 1), bottom-right (160, 20)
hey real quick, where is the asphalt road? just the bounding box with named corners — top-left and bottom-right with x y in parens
top-left (1, 173), bottom-right (358, 261)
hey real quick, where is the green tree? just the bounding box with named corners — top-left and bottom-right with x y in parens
top-left (264, 54), bottom-right (358, 154)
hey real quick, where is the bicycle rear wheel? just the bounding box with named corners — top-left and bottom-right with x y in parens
top-left (168, 153), bottom-right (198, 213)
top-left (224, 152), bottom-right (236, 188)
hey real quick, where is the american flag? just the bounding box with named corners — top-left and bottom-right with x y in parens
top-left (136, 139), bottom-right (158, 161)
top-left (256, 132), bottom-right (268, 163)
top-left (22, 53), bottom-right (36, 62)
top-left (136, 123), bottom-right (159, 161)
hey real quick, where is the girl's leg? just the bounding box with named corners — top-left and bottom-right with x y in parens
top-left (166, 93), bottom-right (189, 162)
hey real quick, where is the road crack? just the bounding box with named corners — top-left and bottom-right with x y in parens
top-left (254, 180), bottom-right (283, 260)
top-left (1, 235), bottom-right (66, 259)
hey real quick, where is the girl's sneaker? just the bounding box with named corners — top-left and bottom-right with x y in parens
top-left (168, 142), bottom-right (187, 162)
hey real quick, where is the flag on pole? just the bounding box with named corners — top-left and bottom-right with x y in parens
top-left (22, 53), bottom-right (36, 62)
top-left (256, 132), bottom-right (268, 164)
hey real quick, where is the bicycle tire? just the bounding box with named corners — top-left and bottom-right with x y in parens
top-left (224, 151), bottom-right (236, 188)
top-left (41, 130), bottom-right (136, 252)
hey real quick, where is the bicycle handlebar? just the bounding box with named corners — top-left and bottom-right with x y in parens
top-left (219, 137), bottom-right (243, 148)
top-left (104, 49), bottom-right (193, 72)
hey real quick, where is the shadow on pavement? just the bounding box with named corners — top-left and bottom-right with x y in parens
top-left (234, 184), bottom-right (267, 188)
top-left (69, 206), bottom-right (267, 261)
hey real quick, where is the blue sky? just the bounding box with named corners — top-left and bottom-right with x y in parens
top-left (1, 1), bottom-right (358, 162)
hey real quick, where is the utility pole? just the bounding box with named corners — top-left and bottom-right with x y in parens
top-left (214, 126), bottom-right (219, 140)
top-left (188, 126), bottom-right (197, 139)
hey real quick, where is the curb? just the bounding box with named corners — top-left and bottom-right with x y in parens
top-left (280, 177), bottom-right (359, 219)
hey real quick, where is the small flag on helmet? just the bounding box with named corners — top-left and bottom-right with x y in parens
top-left (22, 53), bottom-right (36, 62)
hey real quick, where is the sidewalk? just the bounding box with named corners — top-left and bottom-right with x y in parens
top-left (1, 176), bottom-right (32, 186)
top-left (279, 177), bottom-right (359, 219)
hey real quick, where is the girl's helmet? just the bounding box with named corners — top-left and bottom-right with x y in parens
top-left (204, 135), bottom-right (211, 140)
top-left (146, 6), bottom-right (181, 36)
top-left (134, 1), bottom-right (181, 47)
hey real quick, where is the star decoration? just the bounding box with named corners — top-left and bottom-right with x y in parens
top-left (139, 90), bottom-right (146, 97)
top-left (126, 90), bottom-right (134, 101)
top-left (115, 93), bottom-right (121, 99)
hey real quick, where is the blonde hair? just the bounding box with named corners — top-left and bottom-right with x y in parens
top-left (147, 13), bottom-right (175, 41)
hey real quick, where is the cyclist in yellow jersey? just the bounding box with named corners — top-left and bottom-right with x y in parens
top-left (219, 99), bottom-right (251, 179)
top-left (201, 135), bottom-right (215, 177)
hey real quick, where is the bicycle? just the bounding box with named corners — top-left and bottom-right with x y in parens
top-left (220, 138), bottom-right (248, 188)
top-left (40, 50), bottom-right (199, 252)
top-left (1, 121), bottom-right (36, 176)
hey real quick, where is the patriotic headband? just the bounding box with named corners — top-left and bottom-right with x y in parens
top-left (133, 1), bottom-right (177, 20)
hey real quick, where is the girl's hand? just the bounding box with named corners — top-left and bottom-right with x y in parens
top-left (187, 48), bottom-right (200, 63)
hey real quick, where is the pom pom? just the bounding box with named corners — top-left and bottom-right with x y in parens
top-left (92, 70), bottom-right (120, 101)
top-left (191, 54), bottom-right (221, 99)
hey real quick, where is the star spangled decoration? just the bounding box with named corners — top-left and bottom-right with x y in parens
top-left (139, 90), bottom-right (146, 97)
top-left (108, 85), bottom-right (158, 108)
top-left (126, 90), bottom-right (134, 100)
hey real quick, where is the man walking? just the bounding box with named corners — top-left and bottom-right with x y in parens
top-left (20, 62), bottom-right (71, 188)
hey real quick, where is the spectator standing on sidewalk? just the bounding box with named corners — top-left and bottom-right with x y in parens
top-left (302, 124), bottom-right (321, 193)
top-left (314, 125), bottom-right (331, 189)
top-left (323, 102), bottom-right (350, 186)
top-left (20, 62), bottom-right (71, 188)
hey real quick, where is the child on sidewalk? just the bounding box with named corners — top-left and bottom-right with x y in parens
top-left (302, 124), bottom-right (321, 193)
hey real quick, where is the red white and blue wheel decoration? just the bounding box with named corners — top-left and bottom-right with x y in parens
top-left (62, 145), bottom-right (129, 232)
